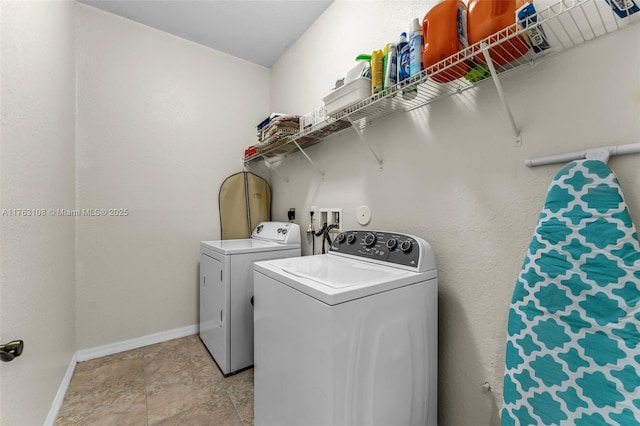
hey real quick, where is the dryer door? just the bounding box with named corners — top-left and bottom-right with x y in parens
top-left (200, 253), bottom-right (228, 372)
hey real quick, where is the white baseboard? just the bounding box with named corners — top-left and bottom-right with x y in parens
top-left (43, 351), bottom-right (78, 426)
top-left (76, 324), bottom-right (199, 362)
top-left (45, 324), bottom-right (198, 423)
top-left (44, 324), bottom-right (199, 426)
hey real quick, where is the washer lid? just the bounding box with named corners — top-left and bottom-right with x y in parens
top-left (254, 255), bottom-right (436, 305)
top-left (278, 255), bottom-right (406, 287)
top-left (201, 239), bottom-right (298, 255)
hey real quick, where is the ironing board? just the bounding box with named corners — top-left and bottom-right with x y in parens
top-left (502, 160), bottom-right (640, 425)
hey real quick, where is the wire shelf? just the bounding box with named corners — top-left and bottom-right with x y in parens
top-left (245, 0), bottom-right (638, 163)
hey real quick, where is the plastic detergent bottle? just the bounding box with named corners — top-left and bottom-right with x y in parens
top-left (353, 54), bottom-right (372, 80)
top-left (467, 0), bottom-right (530, 66)
top-left (422, 0), bottom-right (470, 83)
top-left (371, 49), bottom-right (384, 94)
top-left (409, 18), bottom-right (424, 77)
top-left (397, 32), bottom-right (410, 82)
top-left (383, 43), bottom-right (398, 90)
top-left (346, 55), bottom-right (371, 84)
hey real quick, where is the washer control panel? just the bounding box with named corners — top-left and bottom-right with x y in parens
top-left (330, 230), bottom-right (421, 269)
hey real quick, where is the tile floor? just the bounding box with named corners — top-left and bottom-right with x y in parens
top-left (55, 335), bottom-right (253, 425)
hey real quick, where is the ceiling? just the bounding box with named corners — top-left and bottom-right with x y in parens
top-left (78, 0), bottom-right (334, 68)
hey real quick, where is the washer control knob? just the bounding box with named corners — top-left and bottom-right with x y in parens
top-left (363, 233), bottom-right (377, 247)
top-left (336, 233), bottom-right (346, 244)
top-left (386, 238), bottom-right (397, 250)
top-left (400, 240), bottom-right (413, 253)
top-left (346, 234), bottom-right (357, 245)
top-left (256, 225), bottom-right (263, 233)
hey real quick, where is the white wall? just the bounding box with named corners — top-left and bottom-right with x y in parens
top-left (75, 4), bottom-right (270, 349)
top-left (0, 1), bottom-right (77, 424)
top-left (267, 1), bottom-right (640, 425)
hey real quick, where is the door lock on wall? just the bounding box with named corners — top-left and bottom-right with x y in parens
top-left (0, 340), bottom-right (24, 362)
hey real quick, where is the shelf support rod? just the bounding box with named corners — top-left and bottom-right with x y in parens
top-left (481, 42), bottom-right (522, 146)
top-left (347, 117), bottom-right (383, 169)
top-left (262, 159), bottom-right (289, 183)
top-left (525, 142), bottom-right (640, 167)
top-left (244, 157), bottom-right (289, 183)
top-left (292, 140), bottom-right (325, 178)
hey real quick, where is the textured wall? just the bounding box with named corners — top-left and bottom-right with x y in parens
top-left (266, 1), bottom-right (640, 424)
top-left (75, 4), bottom-right (270, 349)
top-left (0, 1), bottom-right (77, 424)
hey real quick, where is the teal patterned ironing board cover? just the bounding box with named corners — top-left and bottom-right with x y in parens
top-left (502, 160), bottom-right (640, 425)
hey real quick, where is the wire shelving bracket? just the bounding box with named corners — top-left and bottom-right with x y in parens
top-left (480, 41), bottom-right (522, 147)
top-left (347, 116), bottom-right (383, 169)
top-left (292, 140), bottom-right (325, 178)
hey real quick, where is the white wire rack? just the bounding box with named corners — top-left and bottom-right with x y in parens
top-left (245, 0), bottom-right (639, 167)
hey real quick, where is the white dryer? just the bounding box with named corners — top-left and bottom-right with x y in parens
top-left (200, 222), bottom-right (300, 375)
top-left (253, 230), bottom-right (438, 426)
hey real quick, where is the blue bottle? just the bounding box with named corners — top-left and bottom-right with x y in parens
top-left (397, 32), bottom-right (410, 82)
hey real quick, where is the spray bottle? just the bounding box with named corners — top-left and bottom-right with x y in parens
top-left (383, 43), bottom-right (398, 91)
top-left (409, 18), bottom-right (424, 77)
top-left (353, 54), bottom-right (372, 81)
top-left (371, 49), bottom-right (384, 95)
top-left (397, 32), bottom-right (410, 82)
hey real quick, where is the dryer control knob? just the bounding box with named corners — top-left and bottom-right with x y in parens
top-left (386, 238), bottom-right (397, 250)
top-left (363, 233), bottom-right (377, 247)
top-left (400, 240), bottom-right (412, 253)
top-left (346, 234), bottom-right (357, 245)
top-left (336, 233), bottom-right (346, 244)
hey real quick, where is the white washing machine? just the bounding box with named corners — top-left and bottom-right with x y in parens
top-left (253, 230), bottom-right (438, 426)
top-left (200, 221), bottom-right (300, 375)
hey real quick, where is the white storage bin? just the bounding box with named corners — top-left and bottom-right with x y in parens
top-left (300, 105), bottom-right (327, 131)
top-left (322, 77), bottom-right (371, 116)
